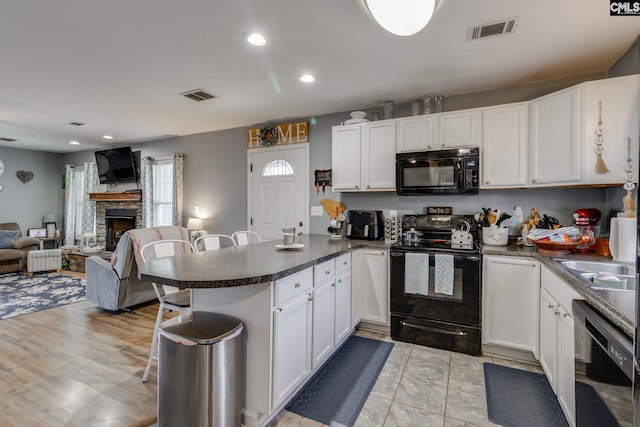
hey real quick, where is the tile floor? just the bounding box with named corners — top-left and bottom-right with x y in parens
top-left (269, 330), bottom-right (545, 427)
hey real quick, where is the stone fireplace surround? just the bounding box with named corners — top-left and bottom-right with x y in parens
top-left (90, 192), bottom-right (142, 249)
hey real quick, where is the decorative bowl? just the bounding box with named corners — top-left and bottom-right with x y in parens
top-left (350, 111), bottom-right (367, 120)
top-left (529, 239), bottom-right (581, 254)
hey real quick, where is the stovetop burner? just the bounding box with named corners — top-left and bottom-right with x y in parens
top-left (392, 214), bottom-right (480, 254)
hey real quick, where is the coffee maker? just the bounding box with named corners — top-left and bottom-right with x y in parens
top-left (572, 208), bottom-right (601, 252)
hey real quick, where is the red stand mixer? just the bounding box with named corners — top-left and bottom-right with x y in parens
top-left (572, 208), bottom-right (601, 252)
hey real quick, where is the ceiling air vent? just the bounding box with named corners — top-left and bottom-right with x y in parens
top-left (180, 89), bottom-right (217, 102)
top-left (0, 137), bottom-right (17, 142)
top-left (68, 121), bottom-right (85, 126)
top-left (467, 16), bottom-right (519, 41)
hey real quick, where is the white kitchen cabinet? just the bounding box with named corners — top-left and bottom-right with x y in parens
top-left (437, 108), bottom-right (481, 149)
top-left (359, 248), bottom-right (389, 326)
top-left (538, 266), bottom-right (581, 427)
top-left (580, 74), bottom-right (640, 185)
top-left (396, 115), bottom-right (437, 152)
top-left (350, 249), bottom-right (363, 327)
top-left (482, 256), bottom-right (540, 357)
top-left (332, 120), bottom-right (395, 192)
top-left (312, 255), bottom-right (352, 368)
top-left (480, 103), bottom-right (528, 188)
top-left (272, 288), bottom-right (313, 409)
top-left (528, 86), bottom-right (582, 186)
top-left (331, 125), bottom-right (361, 191)
top-left (311, 279), bottom-right (334, 368)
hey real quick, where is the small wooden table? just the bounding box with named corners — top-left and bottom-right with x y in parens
top-left (67, 250), bottom-right (113, 273)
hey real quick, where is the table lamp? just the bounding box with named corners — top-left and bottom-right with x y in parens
top-left (43, 213), bottom-right (58, 238)
top-left (187, 217), bottom-right (204, 242)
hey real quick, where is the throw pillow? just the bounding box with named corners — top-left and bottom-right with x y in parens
top-left (0, 230), bottom-right (19, 249)
top-left (0, 238), bottom-right (14, 249)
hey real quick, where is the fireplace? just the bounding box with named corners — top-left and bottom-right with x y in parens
top-left (105, 209), bottom-right (137, 251)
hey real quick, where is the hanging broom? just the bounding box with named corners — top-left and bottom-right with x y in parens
top-left (623, 138), bottom-right (636, 218)
top-left (595, 101), bottom-right (609, 174)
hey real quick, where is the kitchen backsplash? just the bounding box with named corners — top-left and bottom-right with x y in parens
top-left (337, 186), bottom-right (632, 237)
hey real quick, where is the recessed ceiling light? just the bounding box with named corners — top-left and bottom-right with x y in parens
top-left (300, 74), bottom-right (315, 83)
top-left (247, 33), bottom-right (267, 46)
top-left (103, 135), bottom-right (114, 140)
top-left (69, 141), bottom-right (80, 145)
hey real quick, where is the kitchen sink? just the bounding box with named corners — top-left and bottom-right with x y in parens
top-left (554, 259), bottom-right (635, 276)
top-left (553, 259), bottom-right (636, 292)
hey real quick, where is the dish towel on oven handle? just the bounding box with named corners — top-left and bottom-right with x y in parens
top-left (405, 252), bottom-right (429, 295)
top-left (434, 254), bottom-right (454, 295)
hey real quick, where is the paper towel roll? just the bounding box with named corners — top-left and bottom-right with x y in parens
top-left (609, 218), bottom-right (637, 263)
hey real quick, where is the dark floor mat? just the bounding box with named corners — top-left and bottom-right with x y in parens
top-left (484, 362), bottom-right (568, 427)
top-left (286, 335), bottom-right (393, 427)
top-left (484, 363), bottom-right (620, 427)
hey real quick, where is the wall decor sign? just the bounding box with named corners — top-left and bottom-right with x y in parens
top-left (27, 228), bottom-right (46, 238)
top-left (16, 170), bottom-right (34, 183)
top-left (248, 121), bottom-right (309, 148)
top-left (314, 169), bottom-right (332, 193)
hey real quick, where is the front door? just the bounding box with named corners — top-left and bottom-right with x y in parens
top-left (248, 144), bottom-right (309, 241)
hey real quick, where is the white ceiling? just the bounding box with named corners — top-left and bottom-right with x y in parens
top-left (0, 0), bottom-right (638, 153)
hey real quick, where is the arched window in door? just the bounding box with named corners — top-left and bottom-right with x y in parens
top-left (262, 159), bottom-right (294, 176)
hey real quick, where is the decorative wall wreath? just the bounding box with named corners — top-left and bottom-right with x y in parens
top-left (259, 125), bottom-right (278, 147)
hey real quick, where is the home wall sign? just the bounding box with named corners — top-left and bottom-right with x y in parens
top-left (248, 121), bottom-right (309, 148)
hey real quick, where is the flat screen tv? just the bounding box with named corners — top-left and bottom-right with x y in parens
top-left (94, 147), bottom-right (138, 184)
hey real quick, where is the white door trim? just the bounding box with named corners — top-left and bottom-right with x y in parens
top-left (247, 143), bottom-right (310, 235)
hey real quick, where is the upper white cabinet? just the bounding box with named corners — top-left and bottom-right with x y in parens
top-left (438, 108), bottom-right (482, 149)
top-left (396, 108), bottom-right (481, 152)
top-left (396, 115), bottom-right (437, 152)
top-left (480, 103), bottom-right (528, 188)
top-left (580, 74), bottom-right (640, 185)
top-left (482, 255), bottom-right (540, 357)
top-left (331, 125), bottom-right (361, 191)
top-left (529, 86), bottom-right (582, 186)
top-left (528, 74), bottom-right (640, 187)
top-left (332, 120), bottom-right (395, 192)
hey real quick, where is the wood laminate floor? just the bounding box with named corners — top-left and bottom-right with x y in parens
top-left (0, 272), bottom-right (167, 427)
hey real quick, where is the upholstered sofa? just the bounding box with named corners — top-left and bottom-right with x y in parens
top-left (86, 225), bottom-right (190, 311)
top-left (0, 222), bottom-right (41, 274)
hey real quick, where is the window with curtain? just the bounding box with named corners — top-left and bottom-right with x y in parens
top-left (152, 159), bottom-right (174, 226)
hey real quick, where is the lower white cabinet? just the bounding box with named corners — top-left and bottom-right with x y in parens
top-left (358, 248), bottom-right (389, 326)
top-left (334, 269), bottom-right (352, 343)
top-left (539, 266), bottom-right (581, 427)
top-left (272, 271), bottom-right (313, 409)
top-left (350, 249), bottom-right (363, 327)
top-left (482, 256), bottom-right (540, 357)
top-left (312, 254), bottom-right (352, 368)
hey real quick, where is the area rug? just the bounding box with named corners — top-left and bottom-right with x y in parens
top-left (286, 335), bottom-right (393, 427)
top-left (484, 362), bottom-right (619, 427)
top-left (0, 272), bottom-right (86, 319)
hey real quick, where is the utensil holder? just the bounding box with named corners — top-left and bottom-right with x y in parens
top-left (482, 227), bottom-right (508, 246)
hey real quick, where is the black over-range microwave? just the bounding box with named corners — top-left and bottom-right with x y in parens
top-left (396, 147), bottom-right (479, 195)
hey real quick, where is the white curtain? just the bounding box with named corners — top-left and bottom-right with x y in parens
top-left (173, 152), bottom-right (184, 227)
top-left (64, 165), bottom-right (76, 246)
top-left (81, 162), bottom-right (98, 234)
top-left (141, 156), bottom-right (154, 228)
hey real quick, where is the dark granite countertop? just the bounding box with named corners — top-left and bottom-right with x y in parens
top-left (139, 234), bottom-right (387, 290)
top-left (482, 243), bottom-right (635, 337)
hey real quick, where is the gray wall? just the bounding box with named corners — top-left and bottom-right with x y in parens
top-left (0, 146), bottom-right (63, 234)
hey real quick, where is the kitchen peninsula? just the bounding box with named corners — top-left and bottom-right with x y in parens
top-left (139, 234), bottom-right (387, 427)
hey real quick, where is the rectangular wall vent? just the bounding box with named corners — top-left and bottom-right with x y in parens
top-left (0, 137), bottom-right (17, 142)
top-left (467, 16), bottom-right (519, 41)
top-left (180, 89), bottom-right (217, 102)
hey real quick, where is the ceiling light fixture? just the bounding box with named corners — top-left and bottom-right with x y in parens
top-left (103, 135), bottom-right (114, 140)
top-left (300, 74), bottom-right (315, 83)
top-left (247, 33), bottom-right (267, 46)
top-left (364, 0), bottom-right (439, 36)
top-left (69, 141), bottom-right (80, 145)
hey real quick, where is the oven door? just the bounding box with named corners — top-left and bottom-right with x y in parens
top-left (390, 249), bottom-right (481, 327)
